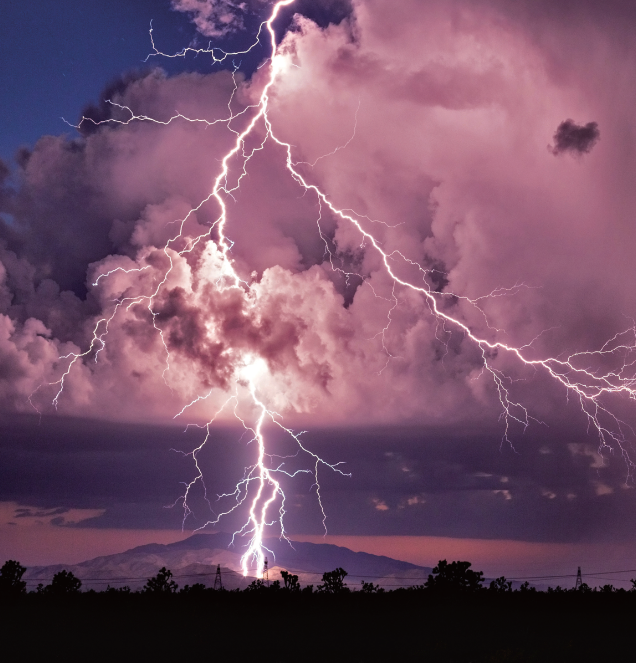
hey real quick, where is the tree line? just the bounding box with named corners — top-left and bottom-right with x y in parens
top-left (2, 558), bottom-right (635, 598)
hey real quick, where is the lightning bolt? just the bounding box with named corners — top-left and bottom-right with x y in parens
top-left (36, 0), bottom-right (636, 577)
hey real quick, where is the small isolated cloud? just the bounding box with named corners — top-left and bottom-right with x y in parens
top-left (567, 443), bottom-right (605, 469)
top-left (593, 482), bottom-right (614, 496)
top-left (372, 498), bottom-right (389, 511)
top-left (551, 119), bottom-right (600, 155)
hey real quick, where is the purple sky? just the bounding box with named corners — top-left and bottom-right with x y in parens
top-left (2, 0), bottom-right (636, 580)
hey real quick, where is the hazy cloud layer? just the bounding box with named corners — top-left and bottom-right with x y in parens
top-left (1, 414), bottom-right (634, 543)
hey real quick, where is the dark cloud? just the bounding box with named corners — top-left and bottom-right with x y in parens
top-left (1, 414), bottom-right (634, 543)
top-left (0, 414), bottom-right (198, 528)
top-left (306, 425), bottom-right (636, 544)
top-left (168, 0), bottom-right (354, 59)
top-left (14, 506), bottom-right (68, 519)
top-left (165, 0), bottom-right (355, 79)
top-left (0, 242), bottom-right (89, 345)
top-left (0, 136), bottom-right (126, 297)
top-left (551, 119), bottom-right (600, 155)
top-left (78, 70), bottom-right (155, 137)
top-left (0, 68), bottom-right (240, 304)
top-left (284, 0), bottom-right (353, 28)
top-left (0, 160), bottom-right (9, 185)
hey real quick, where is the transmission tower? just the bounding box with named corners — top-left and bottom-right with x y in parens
top-left (264, 557), bottom-right (269, 587)
top-left (213, 563), bottom-right (223, 590)
top-left (575, 566), bottom-right (582, 590)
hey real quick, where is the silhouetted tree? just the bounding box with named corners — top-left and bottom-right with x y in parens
top-left (0, 560), bottom-right (27, 597)
top-left (105, 585), bottom-right (131, 594)
top-left (245, 579), bottom-right (268, 592)
top-left (318, 568), bottom-right (349, 594)
top-left (45, 570), bottom-right (82, 595)
top-left (143, 567), bottom-right (178, 594)
top-left (518, 581), bottom-right (536, 593)
top-left (360, 580), bottom-right (383, 593)
top-left (489, 576), bottom-right (512, 593)
top-left (425, 560), bottom-right (484, 593)
top-left (180, 583), bottom-right (207, 594)
top-left (280, 570), bottom-right (300, 592)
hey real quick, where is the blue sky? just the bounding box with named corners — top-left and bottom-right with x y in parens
top-left (1, 0), bottom-right (226, 160)
top-left (0, 0), bottom-right (348, 161)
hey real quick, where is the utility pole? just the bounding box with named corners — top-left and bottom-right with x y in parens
top-left (575, 566), bottom-right (582, 590)
top-left (214, 563), bottom-right (223, 590)
top-left (264, 558), bottom-right (269, 587)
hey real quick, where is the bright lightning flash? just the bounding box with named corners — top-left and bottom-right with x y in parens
top-left (38, 0), bottom-right (636, 577)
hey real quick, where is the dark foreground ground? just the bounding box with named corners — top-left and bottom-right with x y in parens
top-left (2, 591), bottom-right (635, 662)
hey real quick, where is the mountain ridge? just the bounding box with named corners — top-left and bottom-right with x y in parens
top-left (22, 532), bottom-right (433, 591)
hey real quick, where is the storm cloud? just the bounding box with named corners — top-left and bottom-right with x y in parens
top-left (2, 0), bottom-right (636, 548)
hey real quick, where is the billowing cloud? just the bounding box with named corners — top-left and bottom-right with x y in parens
top-left (170, 0), bottom-right (354, 37)
top-left (1, 0), bottom-right (635, 430)
top-left (171, 0), bottom-right (257, 38)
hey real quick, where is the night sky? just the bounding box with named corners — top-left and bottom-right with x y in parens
top-left (3, 0), bottom-right (636, 584)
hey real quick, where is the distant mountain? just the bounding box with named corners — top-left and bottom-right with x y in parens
top-left (23, 532), bottom-right (434, 592)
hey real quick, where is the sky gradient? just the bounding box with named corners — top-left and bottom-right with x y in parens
top-left (2, 0), bottom-right (636, 579)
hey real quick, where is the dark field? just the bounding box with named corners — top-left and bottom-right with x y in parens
top-left (3, 591), bottom-right (635, 662)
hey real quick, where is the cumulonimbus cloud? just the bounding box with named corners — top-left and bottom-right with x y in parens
top-left (0, 0), bottom-right (635, 446)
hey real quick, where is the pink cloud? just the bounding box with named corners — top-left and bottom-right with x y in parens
top-left (1, 0), bottom-right (635, 451)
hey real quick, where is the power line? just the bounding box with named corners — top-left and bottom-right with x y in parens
top-left (575, 567), bottom-right (582, 590)
top-left (506, 568), bottom-right (636, 581)
top-left (21, 565), bottom-right (636, 585)
top-left (213, 564), bottom-right (223, 590)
